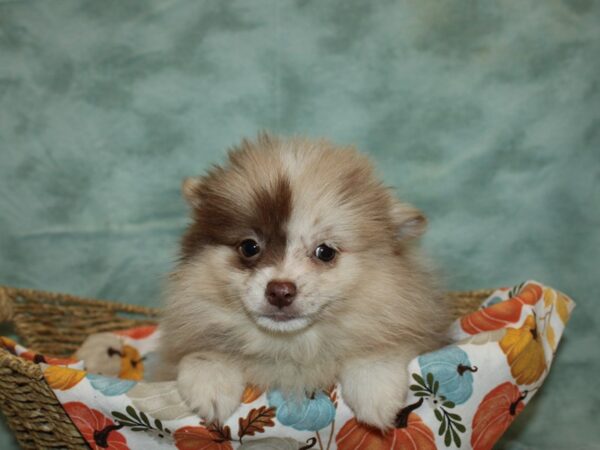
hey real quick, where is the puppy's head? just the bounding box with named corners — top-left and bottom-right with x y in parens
top-left (174, 134), bottom-right (426, 334)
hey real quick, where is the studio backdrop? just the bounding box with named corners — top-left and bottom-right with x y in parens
top-left (1, 1), bottom-right (598, 448)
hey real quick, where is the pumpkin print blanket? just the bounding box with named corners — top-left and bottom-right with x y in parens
top-left (0, 281), bottom-right (574, 450)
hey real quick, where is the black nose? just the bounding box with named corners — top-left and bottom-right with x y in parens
top-left (265, 280), bottom-right (297, 309)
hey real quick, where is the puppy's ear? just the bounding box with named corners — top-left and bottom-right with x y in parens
top-left (391, 201), bottom-right (427, 241)
top-left (182, 176), bottom-right (202, 208)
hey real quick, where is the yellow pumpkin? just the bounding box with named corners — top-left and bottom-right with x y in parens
top-left (118, 345), bottom-right (144, 381)
top-left (499, 315), bottom-right (546, 385)
top-left (543, 288), bottom-right (573, 325)
top-left (44, 366), bottom-right (86, 390)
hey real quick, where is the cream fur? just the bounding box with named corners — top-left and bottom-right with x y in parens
top-left (156, 134), bottom-right (450, 429)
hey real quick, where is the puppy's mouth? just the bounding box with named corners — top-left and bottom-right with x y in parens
top-left (262, 312), bottom-right (303, 322)
top-left (254, 312), bottom-right (312, 332)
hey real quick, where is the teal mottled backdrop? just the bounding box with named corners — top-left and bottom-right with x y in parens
top-left (1, 1), bottom-right (599, 448)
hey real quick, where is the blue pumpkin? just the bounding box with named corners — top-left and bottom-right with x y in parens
top-left (87, 373), bottom-right (137, 396)
top-left (418, 346), bottom-right (477, 405)
top-left (267, 389), bottom-right (336, 431)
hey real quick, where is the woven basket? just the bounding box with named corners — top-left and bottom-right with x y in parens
top-left (0, 285), bottom-right (490, 449)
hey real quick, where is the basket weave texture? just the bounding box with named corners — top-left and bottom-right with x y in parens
top-left (0, 285), bottom-right (489, 449)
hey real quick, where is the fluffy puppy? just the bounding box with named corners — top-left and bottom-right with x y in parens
top-left (156, 134), bottom-right (449, 430)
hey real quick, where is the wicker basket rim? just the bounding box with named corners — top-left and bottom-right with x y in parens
top-left (0, 284), bottom-right (161, 322)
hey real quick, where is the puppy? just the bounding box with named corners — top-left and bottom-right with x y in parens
top-left (156, 134), bottom-right (449, 430)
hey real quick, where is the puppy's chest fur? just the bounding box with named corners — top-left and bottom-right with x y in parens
top-left (242, 352), bottom-right (339, 393)
top-left (225, 327), bottom-right (344, 392)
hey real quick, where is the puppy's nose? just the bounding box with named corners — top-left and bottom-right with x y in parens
top-left (265, 280), bottom-right (297, 309)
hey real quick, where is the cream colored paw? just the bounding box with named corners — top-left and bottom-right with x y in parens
top-left (342, 380), bottom-right (408, 430)
top-left (177, 353), bottom-right (245, 424)
top-left (340, 358), bottom-right (410, 430)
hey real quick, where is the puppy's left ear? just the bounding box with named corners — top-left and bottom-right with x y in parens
top-left (182, 176), bottom-right (203, 208)
top-left (391, 201), bottom-right (427, 241)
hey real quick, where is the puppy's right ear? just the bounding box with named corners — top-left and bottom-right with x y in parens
top-left (182, 176), bottom-right (202, 208)
top-left (391, 201), bottom-right (427, 241)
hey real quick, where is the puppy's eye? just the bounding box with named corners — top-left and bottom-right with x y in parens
top-left (239, 239), bottom-right (261, 258)
top-left (314, 244), bottom-right (336, 262)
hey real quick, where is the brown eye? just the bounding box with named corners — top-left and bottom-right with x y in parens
top-left (314, 244), bottom-right (336, 262)
top-left (239, 239), bottom-right (261, 258)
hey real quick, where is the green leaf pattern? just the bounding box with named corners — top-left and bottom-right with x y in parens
top-left (112, 405), bottom-right (172, 439)
top-left (411, 372), bottom-right (466, 448)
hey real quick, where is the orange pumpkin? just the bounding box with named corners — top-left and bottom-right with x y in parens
top-left (499, 314), bottom-right (546, 385)
top-left (461, 283), bottom-right (543, 334)
top-left (18, 350), bottom-right (79, 365)
top-left (114, 325), bottom-right (158, 339)
top-left (44, 355), bottom-right (80, 365)
top-left (336, 415), bottom-right (436, 450)
top-left (471, 382), bottom-right (526, 450)
top-left (63, 402), bottom-right (129, 450)
top-left (173, 426), bottom-right (233, 450)
top-left (19, 350), bottom-right (47, 363)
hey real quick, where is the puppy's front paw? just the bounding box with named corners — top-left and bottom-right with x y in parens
top-left (343, 381), bottom-right (408, 430)
top-left (177, 353), bottom-right (245, 425)
top-left (340, 359), bottom-right (409, 430)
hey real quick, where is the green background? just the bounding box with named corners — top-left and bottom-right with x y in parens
top-left (1, 1), bottom-right (599, 448)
